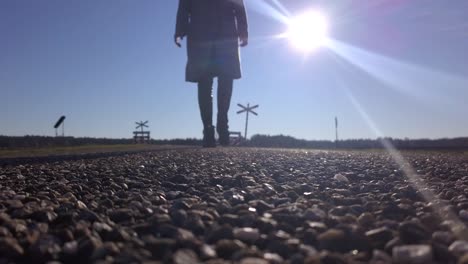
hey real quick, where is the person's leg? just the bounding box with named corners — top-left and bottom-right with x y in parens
top-left (198, 77), bottom-right (216, 147)
top-left (198, 77), bottom-right (213, 128)
top-left (217, 76), bottom-right (234, 145)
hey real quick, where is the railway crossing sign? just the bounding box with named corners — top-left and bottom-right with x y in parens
top-left (134, 121), bottom-right (150, 143)
top-left (136, 121), bottom-right (149, 132)
top-left (237, 103), bottom-right (259, 140)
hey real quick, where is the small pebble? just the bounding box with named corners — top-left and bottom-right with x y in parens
top-left (449, 240), bottom-right (468, 258)
top-left (392, 245), bottom-right (433, 264)
top-left (233, 227), bottom-right (260, 243)
top-left (173, 249), bottom-right (199, 264)
top-left (333, 174), bottom-right (349, 183)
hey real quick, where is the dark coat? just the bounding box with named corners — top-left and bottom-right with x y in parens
top-left (175, 0), bottom-right (248, 82)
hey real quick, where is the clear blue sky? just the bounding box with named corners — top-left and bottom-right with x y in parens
top-left (2, 0), bottom-right (468, 140)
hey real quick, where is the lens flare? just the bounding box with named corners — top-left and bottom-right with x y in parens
top-left (340, 82), bottom-right (468, 241)
top-left (286, 10), bottom-right (329, 52)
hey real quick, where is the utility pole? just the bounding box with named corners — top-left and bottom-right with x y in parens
top-left (335, 116), bottom-right (339, 148)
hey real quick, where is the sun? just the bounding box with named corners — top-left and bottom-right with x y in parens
top-left (286, 10), bottom-right (329, 53)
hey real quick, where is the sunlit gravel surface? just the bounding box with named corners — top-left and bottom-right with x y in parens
top-left (1, 148), bottom-right (468, 263)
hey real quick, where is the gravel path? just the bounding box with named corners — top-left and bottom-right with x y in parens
top-left (1, 148), bottom-right (468, 263)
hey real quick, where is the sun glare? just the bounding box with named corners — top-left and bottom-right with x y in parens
top-left (286, 10), bottom-right (329, 53)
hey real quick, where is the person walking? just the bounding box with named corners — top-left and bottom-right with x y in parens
top-left (175, 0), bottom-right (248, 147)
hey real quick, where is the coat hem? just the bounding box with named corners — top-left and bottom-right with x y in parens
top-left (186, 76), bottom-right (241, 83)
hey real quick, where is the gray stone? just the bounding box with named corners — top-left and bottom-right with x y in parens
top-left (240, 257), bottom-right (269, 264)
top-left (6, 200), bottom-right (23, 209)
top-left (459, 253), bottom-right (468, 264)
top-left (358, 212), bottom-right (375, 227)
top-left (333, 174), bottom-right (349, 183)
top-left (233, 227), bottom-right (260, 243)
top-left (215, 239), bottom-right (246, 259)
top-left (370, 249), bottom-right (392, 264)
top-left (318, 229), bottom-right (347, 252)
top-left (200, 244), bottom-right (217, 259)
top-left (303, 207), bottom-right (326, 221)
top-left (263, 252), bottom-right (284, 264)
top-left (448, 240), bottom-right (468, 258)
top-left (0, 237), bottom-right (24, 258)
top-left (173, 249), bottom-right (199, 264)
top-left (366, 227), bottom-right (394, 249)
top-left (108, 209), bottom-right (134, 223)
top-left (77, 236), bottom-right (103, 259)
top-left (392, 245), bottom-right (432, 264)
top-left (398, 221), bottom-right (430, 244)
top-left (170, 209), bottom-right (188, 227)
top-left (432, 231), bottom-right (455, 245)
top-left (207, 226), bottom-right (234, 244)
top-left (62, 241), bottom-right (78, 255)
top-left (460, 210), bottom-right (468, 221)
top-left (31, 211), bottom-right (58, 223)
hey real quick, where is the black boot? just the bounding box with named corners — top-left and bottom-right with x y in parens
top-left (198, 78), bottom-right (215, 148)
top-left (217, 126), bottom-right (230, 146)
top-left (217, 77), bottom-right (233, 146)
top-left (203, 126), bottom-right (216, 148)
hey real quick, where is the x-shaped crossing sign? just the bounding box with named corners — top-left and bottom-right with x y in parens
top-left (237, 103), bottom-right (259, 115)
top-left (237, 103), bottom-right (259, 140)
top-left (136, 121), bottom-right (149, 132)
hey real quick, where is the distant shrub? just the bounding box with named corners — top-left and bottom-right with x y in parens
top-left (1, 135), bottom-right (467, 150)
top-left (246, 134), bottom-right (468, 150)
